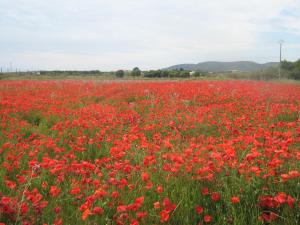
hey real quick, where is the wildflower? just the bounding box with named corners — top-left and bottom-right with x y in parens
top-left (53, 218), bottom-right (63, 225)
top-left (70, 187), bottom-right (81, 195)
top-left (202, 187), bottom-right (209, 196)
top-left (49, 186), bottom-right (61, 197)
top-left (5, 180), bottom-right (16, 189)
top-left (54, 207), bottom-right (61, 214)
top-left (156, 185), bottom-right (163, 193)
top-left (141, 172), bottom-right (150, 182)
top-left (111, 191), bottom-right (119, 198)
top-left (162, 198), bottom-right (176, 211)
top-left (260, 212), bottom-right (278, 222)
top-left (136, 211), bottom-right (148, 219)
top-left (211, 192), bottom-right (220, 202)
top-left (286, 195), bottom-right (295, 208)
top-left (195, 206), bottom-right (204, 214)
top-left (145, 181), bottom-right (153, 190)
top-left (274, 192), bottom-right (286, 204)
top-left (204, 215), bottom-right (212, 223)
top-left (154, 202), bottom-right (160, 209)
top-left (160, 210), bottom-right (170, 223)
top-left (130, 219), bottom-right (139, 225)
top-left (117, 205), bottom-right (127, 212)
top-left (231, 196), bottom-right (240, 204)
top-left (135, 196), bottom-right (145, 206)
top-left (82, 209), bottom-right (91, 220)
top-left (92, 207), bottom-right (104, 215)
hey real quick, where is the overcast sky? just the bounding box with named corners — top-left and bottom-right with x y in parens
top-left (1, 0), bottom-right (300, 71)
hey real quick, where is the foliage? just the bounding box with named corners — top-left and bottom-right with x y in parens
top-left (281, 59), bottom-right (300, 80)
top-left (193, 71), bottom-right (202, 77)
top-left (115, 70), bottom-right (125, 78)
top-left (39, 70), bottom-right (103, 76)
top-left (144, 70), bottom-right (194, 78)
top-left (131, 67), bottom-right (141, 77)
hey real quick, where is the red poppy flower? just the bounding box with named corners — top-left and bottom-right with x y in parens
top-left (82, 209), bottom-right (91, 220)
top-left (70, 187), bottom-right (81, 195)
top-left (195, 206), bottom-right (204, 214)
top-left (211, 192), bottom-right (220, 202)
top-left (202, 187), bottom-right (209, 196)
top-left (49, 186), bottom-right (61, 197)
top-left (274, 192), bottom-right (286, 204)
top-left (231, 196), bottom-right (240, 204)
top-left (160, 210), bottom-right (170, 223)
top-left (92, 207), bottom-right (104, 215)
top-left (141, 172), bottom-right (150, 182)
top-left (204, 215), bottom-right (212, 223)
top-left (154, 202), bottom-right (160, 209)
top-left (156, 185), bottom-right (163, 193)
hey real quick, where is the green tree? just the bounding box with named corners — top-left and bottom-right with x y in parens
top-left (281, 59), bottom-right (300, 80)
top-left (161, 70), bottom-right (169, 77)
top-left (193, 71), bottom-right (201, 77)
top-left (115, 70), bottom-right (124, 78)
top-left (281, 60), bottom-right (294, 71)
top-left (131, 67), bottom-right (141, 76)
top-left (180, 71), bottom-right (190, 78)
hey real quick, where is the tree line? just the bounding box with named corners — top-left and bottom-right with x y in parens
top-left (281, 59), bottom-right (300, 80)
top-left (115, 67), bottom-right (205, 78)
top-left (115, 60), bottom-right (300, 80)
top-left (1, 60), bottom-right (300, 80)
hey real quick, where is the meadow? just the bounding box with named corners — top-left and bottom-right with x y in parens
top-left (0, 80), bottom-right (299, 225)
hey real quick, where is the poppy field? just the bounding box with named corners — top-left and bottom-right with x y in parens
top-left (0, 80), bottom-right (299, 225)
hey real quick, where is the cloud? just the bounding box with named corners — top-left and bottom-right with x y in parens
top-left (0, 0), bottom-right (299, 70)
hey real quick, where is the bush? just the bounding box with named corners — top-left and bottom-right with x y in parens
top-left (115, 70), bottom-right (125, 78)
top-left (131, 67), bottom-right (141, 76)
top-left (281, 59), bottom-right (300, 80)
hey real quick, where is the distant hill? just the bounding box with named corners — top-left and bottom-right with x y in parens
top-left (164, 61), bottom-right (279, 72)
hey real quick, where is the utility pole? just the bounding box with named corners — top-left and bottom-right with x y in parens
top-left (279, 40), bottom-right (284, 79)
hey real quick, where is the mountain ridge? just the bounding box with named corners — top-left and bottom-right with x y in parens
top-left (163, 61), bottom-right (279, 72)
